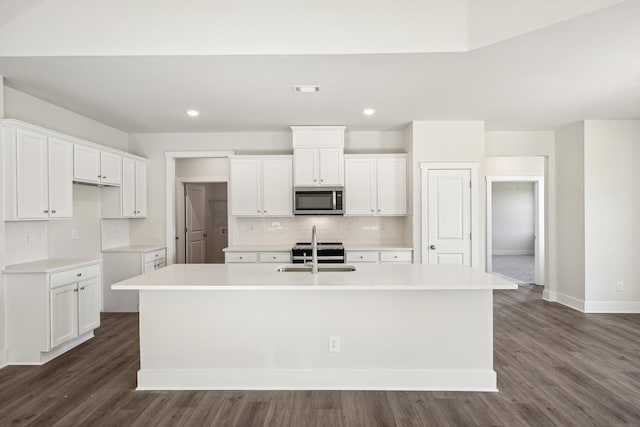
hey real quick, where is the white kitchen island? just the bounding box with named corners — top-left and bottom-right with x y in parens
top-left (112, 263), bottom-right (516, 391)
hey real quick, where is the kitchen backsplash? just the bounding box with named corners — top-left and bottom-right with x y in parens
top-left (231, 216), bottom-right (409, 246)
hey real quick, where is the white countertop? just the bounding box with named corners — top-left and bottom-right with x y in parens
top-left (103, 245), bottom-right (166, 253)
top-left (112, 263), bottom-right (517, 291)
top-left (223, 245), bottom-right (293, 252)
top-left (4, 258), bottom-right (100, 274)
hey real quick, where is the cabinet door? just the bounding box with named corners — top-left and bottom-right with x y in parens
top-left (121, 158), bottom-right (136, 218)
top-left (318, 148), bottom-right (344, 186)
top-left (78, 278), bottom-right (101, 335)
top-left (262, 158), bottom-right (293, 216)
top-left (50, 283), bottom-right (79, 348)
top-left (345, 158), bottom-right (376, 215)
top-left (135, 161), bottom-right (147, 217)
top-left (48, 138), bottom-right (74, 218)
top-left (16, 128), bottom-right (49, 219)
top-left (376, 158), bottom-right (407, 215)
top-left (293, 148), bottom-right (318, 186)
top-left (230, 159), bottom-right (261, 216)
top-left (73, 144), bottom-right (101, 183)
top-left (144, 261), bottom-right (157, 272)
top-left (100, 152), bottom-right (122, 186)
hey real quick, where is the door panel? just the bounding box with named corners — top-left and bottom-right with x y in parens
top-left (121, 158), bottom-right (136, 217)
top-left (78, 278), bottom-right (100, 334)
top-left (318, 148), bottom-right (343, 186)
top-left (100, 152), bottom-right (122, 186)
top-left (377, 157), bottom-right (406, 215)
top-left (73, 144), bottom-right (100, 183)
top-left (427, 169), bottom-right (471, 266)
top-left (48, 138), bottom-right (73, 218)
top-left (50, 283), bottom-right (78, 348)
top-left (186, 184), bottom-right (206, 263)
top-left (16, 128), bottom-right (49, 219)
top-left (135, 161), bottom-right (147, 217)
top-left (230, 159), bottom-right (261, 215)
top-left (262, 158), bottom-right (293, 216)
top-left (294, 148), bottom-right (317, 186)
top-left (345, 158), bottom-right (376, 215)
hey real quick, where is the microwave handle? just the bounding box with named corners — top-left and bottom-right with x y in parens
top-left (333, 191), bottom-right (337, 209)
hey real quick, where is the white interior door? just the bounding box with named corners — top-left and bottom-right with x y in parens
top-left (427, 169), bottom-right (471, 265)
top-left (185, 184), bottom-right (206, 263)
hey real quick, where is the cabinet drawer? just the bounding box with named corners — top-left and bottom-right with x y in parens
top-left (259, 252), bottom-right (291, 263)
top-left (225, 252), bottom-right (258, 263)
top-left (380, 251), bottom-right (412, 263)
top-left (144, 249), bottom-right (166, 263)
top-left (50, 263), bottom-right (100, 288)
top-left (346, 251), bottom-right (379, 263)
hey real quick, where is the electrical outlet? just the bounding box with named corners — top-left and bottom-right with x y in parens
top-left (71, 229), bottom-right (78, 240)
top-left (616, 281), bottom-right (624, 292)
top-left (328, 336), bottom-right (341, 353)
top-left (220, 227), bottom-right (228, 236)
top-left (25, 232), bottom-right (31, 243)
top-left (246, 224), bottom-right (255, 232)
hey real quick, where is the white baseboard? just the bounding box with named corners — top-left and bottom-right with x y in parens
top-left (492, 250), bottom-right (534, 256)
top-left (0, 348), bottom-right (7, 369)
top-left (137, 368), bottom-right (498, 392)
top-left (543, 290), bottom-right (585, 312)
top-left (584, 301), bottom-right (640, 314)
top-left (7, 331), bottom-right (94, 365)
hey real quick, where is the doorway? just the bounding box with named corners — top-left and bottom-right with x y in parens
top-left (486, 176), bottom-right (544, 286)
top-left (183, 183), bottom-right (228, 264)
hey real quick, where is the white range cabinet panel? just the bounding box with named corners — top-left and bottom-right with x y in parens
top-left (229, 156), bottom-right (293, 217)
top-left (102, 158), bottom-right (148, 218)
top-left (346, 249), bottom-right (413, 264)
top-left (102, 246), bottom-right (167, 312)
top-left (73, 145), bottom-right (122, 186)
top-left (291, 126), bottom-right (346, 187)
top-left (225, 251), bottom-right (291, 264)
top-left (2, 122), bottom-right (74, 220)
top-left (345, 154), bottom-right (407, 216)
top-left (4, 260), bottom-right (102, 365)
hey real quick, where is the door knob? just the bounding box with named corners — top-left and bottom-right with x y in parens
top-left (430, 245), bottom-right (436, 250)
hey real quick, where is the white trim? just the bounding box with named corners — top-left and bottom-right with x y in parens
top-left (0, 349), bottom-right (7, 369)
top-left (165, 151), bottom-right (235, 265)
top-left (486, 175), bottom-right (545, 286)
top-left (583, 301), bottom-right (640, 314)
top-left (543, 290), bottom-right (585, 312)
top-left (137, 368), bottom-right (498, 392)
top-left (420, 162), bottom-right (480, 268)
top-left (492, 250), bottom-right (534, 256)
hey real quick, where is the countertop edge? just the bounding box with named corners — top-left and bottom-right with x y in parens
top-left (4, 258), bottom-right (101, 274)
top-left (112, 284), bottom-right (518, 291)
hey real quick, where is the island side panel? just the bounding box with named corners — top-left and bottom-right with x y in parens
top-left (137, 289), bottom-right (495, 391)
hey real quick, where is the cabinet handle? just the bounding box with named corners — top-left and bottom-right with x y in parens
top-left (394, 255), bottom-right (398, 259)
top-left (97, 175), bottom-right (101, 178)
top-left (77, 273), bottom-right (82, 277)
top-left (155, 254), bottom-right (158, 257)
top-left (371, 209), bottom-right (374, 212)
top-left (51, 210), bottom-right (56, 214)
top-left (264, 210), bottom-right (267, 214)
top-left (257, 210), bottom-right (260, 213)
top-left (359, 256), bottom-right (364, 259)
top-left (80, 286), bottom-right (85, 290)
top-left (321, 179), bottom-right (324, 183)
top-left (44, 209), bottom-right (49, 213)
top-left (239, 256), bottom-right (243, 259)
top-left (102, 176), bottom-right (106, 179)
top-left (377, 209), bottom-right (381, 212)
top-left (273, 256), bottom-right (276, 260)
top-left (73, 288), bottom-right (78, 292)
top-left (313, 179), bottom-right (317, 182)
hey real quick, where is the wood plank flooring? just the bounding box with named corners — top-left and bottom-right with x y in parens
top-left (1, 285), bottom-right (640, 426)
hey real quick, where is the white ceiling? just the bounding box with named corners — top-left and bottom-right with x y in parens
top-left (0, 0), bottom-right (638, 132)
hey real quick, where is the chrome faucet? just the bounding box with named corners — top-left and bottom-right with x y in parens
top-left (310, 225), bottom-right (318, 274)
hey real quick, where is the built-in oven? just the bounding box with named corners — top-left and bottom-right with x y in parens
top-left (294, 187), bottom-right (343, 215)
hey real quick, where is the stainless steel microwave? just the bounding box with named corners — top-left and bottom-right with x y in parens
top-left (294, 187), bottom-right (344, 215)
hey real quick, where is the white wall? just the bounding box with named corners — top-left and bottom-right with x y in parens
top-left (0, 75), bottom-right (5, 363)
top-left (554, 123), bottom-right (586, 304)
top-left (0, 0), bottom-right (468, 56)
top-left (468, 0), bottom-right (626, 48)
top-left (205, 183), bottom-right (227, 264)
top-left (491, 182), bottom-right (535, 255)
top-left (485, 131), bottom-right (556, 296)
top-left (406, 121), bottom-right (486, 264)
top-left (584, 120), bottom-right (640, 309)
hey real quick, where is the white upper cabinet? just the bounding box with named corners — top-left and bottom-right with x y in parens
top-left (3, 125), bottom-right (74, 220)
top-left (47, 137), bottom-right (74, 218)
top-left (103, 157), bottom-right (147, 218)
top-left (100, 151), bottom-right (122, 186)
top-left (73, 145), bottom-right (101, 184)
top-left (74, 145), bottom-right (122, 186)
top-left (121, 157), bottom-right (136, 218)
top-left (230, 156), bottom-right (293, 217)
top-left (134, 160), bottom-right (147, 217)
top-left (345, 154), bottom-right (407, 216)
top-left (291, 126), bottom-right (345, 187)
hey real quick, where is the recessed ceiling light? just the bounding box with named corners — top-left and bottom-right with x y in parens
top-left (186, 109), bottom-right (199, 117)
top-left (363, 108), bottom-right (376, 116)
top-left (293, 85), bottom-right (321, 93)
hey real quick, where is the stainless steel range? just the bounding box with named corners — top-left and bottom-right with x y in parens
top-left (291, 242), bottom-right (345, 264)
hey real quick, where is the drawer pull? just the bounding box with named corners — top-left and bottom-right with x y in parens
top-left (76, 273), bottom-right (82, 277)
top-left (73, 288), bottom-right (78, 292)
top-left (80, 286), bottom-right (85, 290)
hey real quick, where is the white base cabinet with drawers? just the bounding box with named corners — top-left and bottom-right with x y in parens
top-left (225, 251), bottom-right (291, 264)
top-left (102, 247), bottom-right (166, 312)
top-left (346, 250), bottom-right (413, 264)
top-left (4, 260), bottom-right (102, 365)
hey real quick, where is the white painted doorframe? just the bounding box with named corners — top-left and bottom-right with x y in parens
top-left (486, 175), bottom-right (545, 286)
top-left (165, 151), bottom-right (235, 264)
top-left (420, 162), bottom-right (480, 267)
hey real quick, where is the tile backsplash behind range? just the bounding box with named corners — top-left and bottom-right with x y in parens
top-left (231, 216), bottom-right (409, 246)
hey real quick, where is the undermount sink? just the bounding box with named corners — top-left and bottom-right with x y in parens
top-left (276, 264), bottom-right (356, 272)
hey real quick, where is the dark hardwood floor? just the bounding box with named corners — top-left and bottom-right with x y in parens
top-left (2, 285), bottom-right (640, 426)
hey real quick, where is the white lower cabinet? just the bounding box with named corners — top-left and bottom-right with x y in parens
top-left (225, 251), bottom-right (291, 264)
top-left (346, 250), bottom-right (413, 264)
top-left (4, 260), bottom-right (102, 365)
top-left (102, 247), bottom-right (166, 312)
